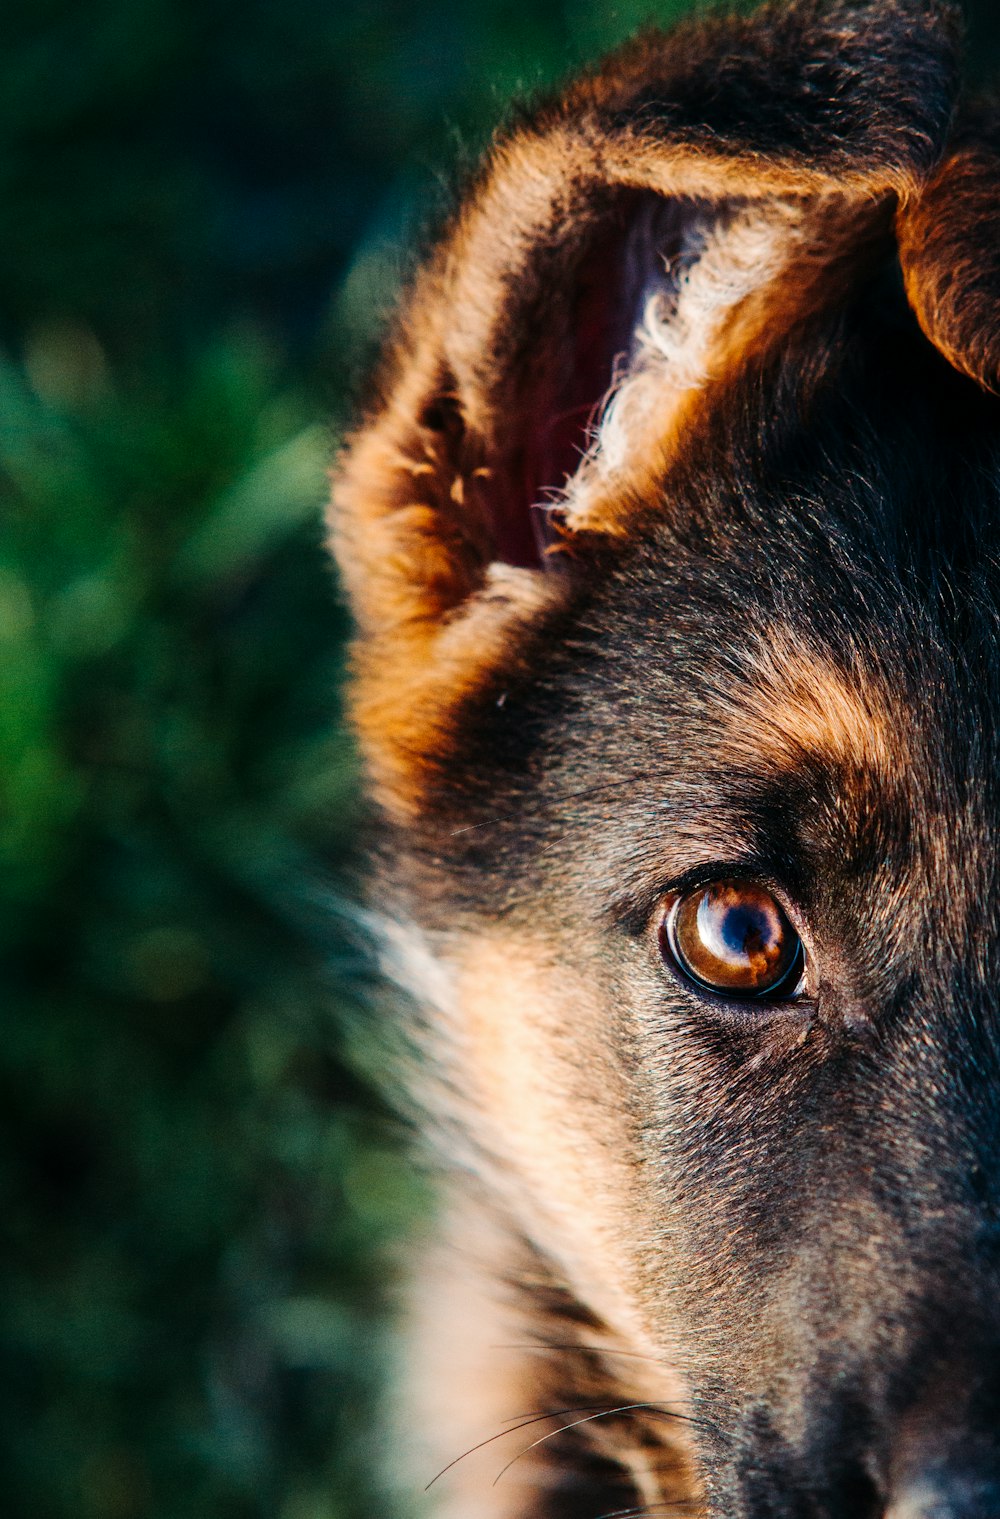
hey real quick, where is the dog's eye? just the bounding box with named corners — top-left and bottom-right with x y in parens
top-left (660, 880), bottom-right (804, 1000)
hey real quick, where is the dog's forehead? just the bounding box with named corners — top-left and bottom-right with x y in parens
top-left (590, 331), bottom-right (1000, 789)
top-left (514, 434), bottom-right (1000, 944)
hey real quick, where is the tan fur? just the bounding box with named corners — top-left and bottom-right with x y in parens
top-left (387, 920), bottom-right (705, 1510)
top-left (897, 141), bottom-right (1000, 394)
top-left (718, 632), bottom-right (900, 779)
top-left (398, 1212), bottom-right (567, 1519)
top-left (453, 934), bottom-right (653, 1338)
top-left (400, 1202), bottom-right (701, 1519)
top-left (345, 561), bottom-right (564, 817)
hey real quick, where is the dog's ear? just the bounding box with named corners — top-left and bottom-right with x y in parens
top-left (331, 0), bottom-right (960, 815)
top-left (897, 125), bottom-right (1000, 393)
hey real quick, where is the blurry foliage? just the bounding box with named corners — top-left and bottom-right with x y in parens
top-left (2, 0), bottom-right (998, 1516)
top-left (0, 329), bottom-right (421, 1519)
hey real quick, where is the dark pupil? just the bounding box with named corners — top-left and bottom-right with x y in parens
top-left (716, 903), bottom-right (766, 957)
top-left (671, 880), bottom-right (798, 994)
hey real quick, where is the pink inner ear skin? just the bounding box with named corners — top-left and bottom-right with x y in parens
top-left (499, 225), bottom-right (629, 570)
top-left (489, 191), bottom-right (715, 569)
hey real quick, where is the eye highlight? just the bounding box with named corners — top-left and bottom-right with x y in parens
top-left (659, 879), bottom-right (804, 1000)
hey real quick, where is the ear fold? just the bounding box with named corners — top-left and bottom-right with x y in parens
top-left (331, 0), bottom-right (961, 817)
top-left (897, 128), bottom-right (1000, 393)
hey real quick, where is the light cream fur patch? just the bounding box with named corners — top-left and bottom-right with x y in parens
top-left (560, 200), bottom-right (806, 529)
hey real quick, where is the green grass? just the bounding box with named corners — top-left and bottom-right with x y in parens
top-left (0, 327), bottom-right (428, 1519)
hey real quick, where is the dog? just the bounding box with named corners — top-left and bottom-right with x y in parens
top-left (330, 1), bottom-right (1000, 1515)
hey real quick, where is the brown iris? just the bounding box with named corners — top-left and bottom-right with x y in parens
top-left (660, 879), bottom-right (803, 999)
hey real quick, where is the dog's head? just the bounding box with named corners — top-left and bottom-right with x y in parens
top-left (332, 2), bottom-right (1000, 1514)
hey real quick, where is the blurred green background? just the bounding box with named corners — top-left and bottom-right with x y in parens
top-left (3, 2), bottom-right (1000, 1517)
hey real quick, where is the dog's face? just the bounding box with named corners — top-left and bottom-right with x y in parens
top-left (333, 2), bottom-right (1000, 1515)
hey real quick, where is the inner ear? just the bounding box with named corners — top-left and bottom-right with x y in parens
top-left (490, 190), bottom-right (752, 567)
top-left (507, 197), bottom-right (643, 567)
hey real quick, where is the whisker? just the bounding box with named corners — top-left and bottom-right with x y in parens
top-left (425, 1405), bottom-right (642, 1490)
top-left (487, 1344), bottom-right (729, 1443)
top-left (491, 1402), bottom-right (695, 1487)
top-left (593, 1502), bottom-right (701, 1519)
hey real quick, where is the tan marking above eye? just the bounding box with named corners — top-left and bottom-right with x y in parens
top-left (660, 879), bottom-right (803, 1000)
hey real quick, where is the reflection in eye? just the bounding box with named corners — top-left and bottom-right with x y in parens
top-left (660, 879), bottom-right (804, 1000)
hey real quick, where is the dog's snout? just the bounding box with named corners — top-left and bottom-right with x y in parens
top-left (886, 1473), bottom-right (1000, 1519)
